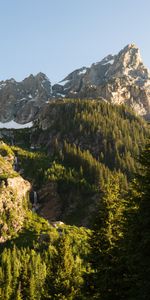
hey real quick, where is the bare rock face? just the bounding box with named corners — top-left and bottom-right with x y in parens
top-left (0, 72), bottom-right (52, 124)
top-left (0, 153), bottom-right (31, 242)
top-left (38, 182), bottom-right (62, 222)
top-left (53, 44), bottom-right (150, 119)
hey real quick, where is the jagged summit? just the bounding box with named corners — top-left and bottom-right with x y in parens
top-left (0, 73), bottom-right (52, 124)
top-left (98, 43), bottom-right (149, 86)
top-left (55, 43), bottom-right (149, 86)
top-left (53, 44), bottom-right (150, 119)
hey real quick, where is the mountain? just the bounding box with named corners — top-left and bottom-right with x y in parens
top-left (0, 44), bottom-right (150, 300)
top-left (53, 44), bottom-right (150, 119)
top-left (0, 44), bottom-right (150, 125)
top-left (0, 72), bottom-right (52, 124)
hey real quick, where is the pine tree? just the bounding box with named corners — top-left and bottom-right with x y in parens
top-left (2, 249), bottom-right (12, 300)
top-left (44, 234), bottom-right (83, 300)
top-left (89, 174), bottom-right (127, 299)
top-left (127, 142), bottom-right (150, 299)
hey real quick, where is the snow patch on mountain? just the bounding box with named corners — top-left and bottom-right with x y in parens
top-left (0, 121), bottom-right (33, 129)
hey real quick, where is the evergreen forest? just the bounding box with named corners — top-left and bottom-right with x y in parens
top-left (0, 99), bottom-right (150, 299)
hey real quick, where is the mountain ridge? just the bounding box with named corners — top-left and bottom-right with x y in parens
top-left (0, 44), bottom-right (150, 124)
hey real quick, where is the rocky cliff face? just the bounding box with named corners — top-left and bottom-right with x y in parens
top-left (53, 44), bottom-right (150, 119)
top-left (0, 72), bottom-right (52, 124)
top-left (0, 176), bottom-right (31, 242)
top-left (38, 182), bottom-right (62, 222)
top-left (0, 146), bottom-right (31, 242)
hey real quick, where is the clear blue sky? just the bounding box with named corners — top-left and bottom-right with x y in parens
top-left (0, 0), bottom-right (150, 84)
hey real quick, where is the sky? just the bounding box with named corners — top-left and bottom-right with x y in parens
top-left (0, 0), bottom-right (150, 84)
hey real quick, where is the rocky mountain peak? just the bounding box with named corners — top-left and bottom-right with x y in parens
top-left (114, 43), bottom-right (141, 64)
top-left (53, 44), bottom-right (150, 119)
top-left (89, 43), bottom-right (148, 84)
top-left (106, 43), bottom-right (149, 82)
top-left (0, 73), bottom-right (52, 124)
top-left (36, 72), bottom-right (49, 80)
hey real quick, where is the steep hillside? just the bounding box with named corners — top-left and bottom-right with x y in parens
top-left (33, 99), bottom-right (149, 177)
top-left (0, 99), bottom-right (149, 226)
top-left (0, 99), bottom-right (147, 226)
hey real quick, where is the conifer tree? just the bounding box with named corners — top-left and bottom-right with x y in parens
top-left (89, 174), bottom-right (127, 299)
top-left (127, 141), bottom-right (150, 299)
top-left (44, 234), bottom-right (83, 300)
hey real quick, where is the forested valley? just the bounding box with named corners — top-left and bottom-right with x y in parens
top-left (0, 99), bottom-right (149, 299)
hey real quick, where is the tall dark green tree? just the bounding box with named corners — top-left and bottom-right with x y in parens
top-left (44, 234), bottom-right (83, 300)
top-left (89, 174), bottom-right (128, 300)
top-left (127, 141), bottom-right (150, 300)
